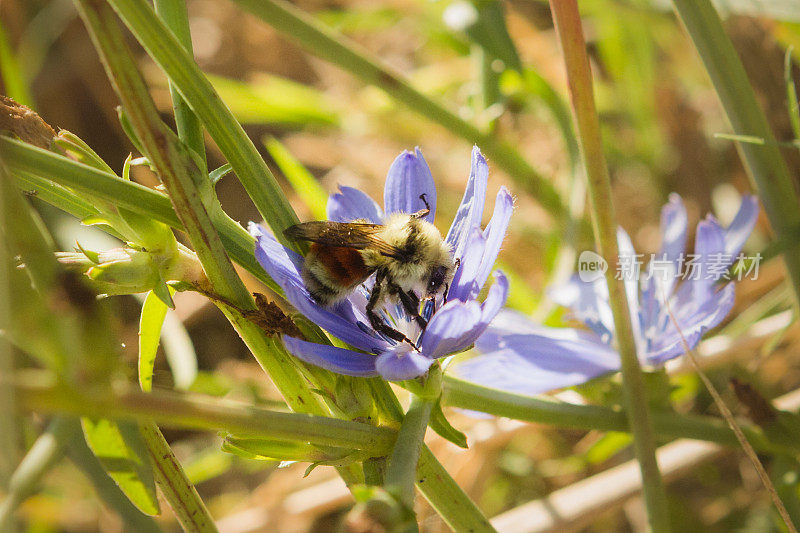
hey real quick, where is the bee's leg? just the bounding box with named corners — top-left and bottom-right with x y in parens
top-left (411, 194), bottom-right (431, 219)
top-left (394, 286), bottom-right (427, 330)
top-left (367, 273), bottom-right (419, 350)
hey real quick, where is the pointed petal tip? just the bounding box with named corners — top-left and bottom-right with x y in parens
top-left (248, 221), bottom-right (266, 237)
top-left (375, 345), bottom-right (434, 381)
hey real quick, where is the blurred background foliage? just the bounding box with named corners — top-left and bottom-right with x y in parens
top-left (3, 0), bottom-right (800, 531)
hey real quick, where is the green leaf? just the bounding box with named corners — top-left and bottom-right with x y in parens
top-left (222, 436), bottom-right (341, 463)
top-left (116, 106), bottom-right (146, 155)
top-left (209, 163), bottom-right (233, 185)
top-left (428, 399), bottom-right (467, 449)
top-left (80, 418), bottom-right (160, 516)
top-left (584, 431), bottom-right (633, 465)
top-left (138, 290), bottom-right (170, 393)
top-left (81, 214), bottom-right (116, 227)
top-left (122, 152), bottom-right (133, 181)
top-left (207, 73), bottom-right (339, 127)
top-left (53, 131), bottom-right (116, 174)
top-left (462, 0), bottom-right (522, 71)
top-left (75, 241), bottom-right (101, 264)
top-left (152, 278), bottom-right (175, 309)
top-left (264, 137), bottom-right (328, 220)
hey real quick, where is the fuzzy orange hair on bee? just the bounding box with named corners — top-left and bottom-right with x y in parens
top-left (284, 195), bottom-right (455, 347)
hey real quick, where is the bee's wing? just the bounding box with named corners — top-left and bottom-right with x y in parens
top-left (284, 221), bottom-right (405, 258)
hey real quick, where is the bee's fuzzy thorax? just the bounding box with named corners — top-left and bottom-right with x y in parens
top-left (360, 213), bottom-right (453, 292)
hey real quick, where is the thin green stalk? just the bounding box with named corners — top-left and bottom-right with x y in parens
top-left (384, 395), bottom-right (433, 508)
top-left (212, 0), bottom-right (568, 221)
top-left (153, 0), bottom-right (206, 162)
top-left (101, 0), bottom-right (301, 246)
top-left (138, 422), bottom-right (218, 533)
top-left (547, 2), bottom-right (670, 531)
top-left (0, 417), bottom-right (76, 531)
top-left (672, 0), bottom-right (800, 309)
top-left (10, 373), bottom-right (397, 455)
top-left (443, 376), bottom-right (800, 457)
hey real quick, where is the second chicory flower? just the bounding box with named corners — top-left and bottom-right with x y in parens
top-left (453, 193), bottom-right (759, 395)
top-left (250, 147), bottom-right (512, 381)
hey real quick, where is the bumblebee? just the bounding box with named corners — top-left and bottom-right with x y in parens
top-left (284, 195), bottom-right (455, 347)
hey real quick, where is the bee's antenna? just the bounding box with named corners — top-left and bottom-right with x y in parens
top-left (419, 193), bottom-right (431, 211)
top-left (412, 193), bottom-right (431, 219)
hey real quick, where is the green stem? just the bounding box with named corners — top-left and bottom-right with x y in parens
top-left (0, 417), bottom-right (76, 531)
top-left (223, 0), bottom-right (567, 221)
top-left (10, 373), bottom-right (396, 455)
top-left (153, 0), bottom-right (206, 162)
top-left (547, 2), bottom-right (670, 531)
top-left (671, 0), bottom-right (800, 310)
top-left (443, 376), bottom-right (800, 457)
top-left (384, 395), bottom-right (433, 508)
top-left (139, 422), bottom-right (218, 533)
top-left (366, 379), bottom-right (497, 532)
top-left (102, 0), bottom-right (301, 247)
top-left (416, 446), bottom-right (496, 532)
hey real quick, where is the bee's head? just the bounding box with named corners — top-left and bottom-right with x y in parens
top-left (425, 264), bottom-right (450, 297)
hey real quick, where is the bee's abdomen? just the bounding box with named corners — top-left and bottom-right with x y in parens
top-left (303, 243), bottom-right (371, 306)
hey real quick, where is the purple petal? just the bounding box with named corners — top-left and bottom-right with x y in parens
top-left (383, 148), bottom-right (436, 221)
top-left (723, 195), bottom-right (759, 257)
top-left (327, 186), bottom-right (383, 223)
top-left (282, 336), bottom-right (379, 377)
top-left (549, 276), bottom-right (614, 342)
top-left (479, 271), bottom-right (509, 324)
top-left (642, 194), bottom-right (688, 310)
top-left (445, 146), bottom-right (488, 258)
top-left (454, 310), bottom-right (620, 396)
top-left (448, 228), bottom-right (486, 302)
top-left (689, 217), bottom-right (727, 302)
top-left (474, 187), bottom-right (514, 292)
top-left (419, 300), bottom-right (483, 359)
top-left (249, 222), bottom-right (305, 275)
top-left (646, 283), bottom-right (735, 365)
top-left (375, 344), bottom-right (434, 380)
top-left (250, 224), bottom-right (387, 353)
top-left (659, 193), bottom-right (688, 261)
top-left (418, 272), bottom-right (508, 360)
top-left (443, 270), bottom-right (510, 356)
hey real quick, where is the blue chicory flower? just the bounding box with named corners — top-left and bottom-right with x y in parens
top-left (452, 193), bottom-right (759, 395)
top-left (249, 146), bottom-right (513, 381)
